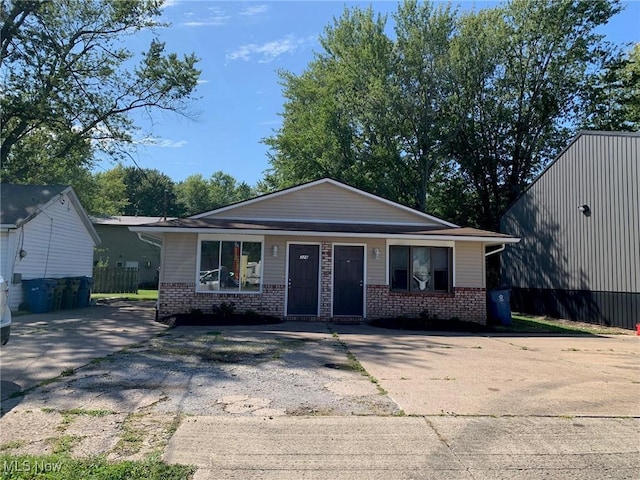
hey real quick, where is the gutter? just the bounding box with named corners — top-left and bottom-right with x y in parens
top-left (136, 233), bottom-right (162, 249)
top-left (485, 244), bottom-right (506, 257)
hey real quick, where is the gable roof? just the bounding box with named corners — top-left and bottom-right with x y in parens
top-left (190, 178), bottom-right (459, 228)
top-left (0, 184), bottom-right (100, 244)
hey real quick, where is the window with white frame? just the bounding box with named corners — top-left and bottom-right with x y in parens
top-left (389, 245), bottom-right (452, 293)
top-left (197, 236), bottom-right (263, 293)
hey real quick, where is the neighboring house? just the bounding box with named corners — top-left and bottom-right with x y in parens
top-left (130, 178), bottom-right (518, 323)
top-left (91, 216), bottom-right (173, 287)
top-left (0, 184), bottom-right (100, 310)
top-left (501, 131), bottom-right (639, 329)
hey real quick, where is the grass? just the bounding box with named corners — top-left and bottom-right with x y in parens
top-left (498, 314), bottom-right (630, 335)
top-left (0, 453), bottom-right (195, 480)
top-left (91, 290), bottom-right (158, 301)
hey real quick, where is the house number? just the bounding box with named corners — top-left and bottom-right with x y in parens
top-left (299, 255), bottom-right (309, 260)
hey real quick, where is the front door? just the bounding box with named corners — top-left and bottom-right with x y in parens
top-left (287, 244), bottom-right (320, 315)
top-left (333, 245), bottom-right (364, 316)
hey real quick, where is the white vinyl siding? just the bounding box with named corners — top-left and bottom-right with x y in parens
top-left (10, 199), bottom-right (95, 309)
top-left (205, 182), bottom-right (441, 225)
top-left (0, 232), bottom-right (9, 281)
top-left (454, 242), bottom-right (485, 288)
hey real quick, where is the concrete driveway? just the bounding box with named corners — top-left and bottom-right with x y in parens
top-left (0, 301), bottom-right (166, 401)
top-left (164, 323), bottom-right (640, 479)
top-left (332, 324), bottom-right (640, 416)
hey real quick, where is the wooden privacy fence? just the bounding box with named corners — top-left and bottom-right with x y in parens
top-left (92, 267), bottom-right (138, 293)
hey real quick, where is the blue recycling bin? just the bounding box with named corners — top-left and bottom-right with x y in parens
top-left (76, 276), bottom-right (93, 308)
top-left (487, 288), bottom-right (512, 326)
top-left (23, 279), bottom-right (53, 313)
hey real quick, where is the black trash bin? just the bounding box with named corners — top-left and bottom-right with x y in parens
top-left (487, 288), bottom-right (512, 326)
top-left (51, 279), bottom-right (66, 311)
top-left (43, 279), bottom-right (59, 311)
top-left (22, 279), bottom-right (52, 313)
top-left (76, 276), bottom-right (93, 308)
top-left (62, 277), bottom-right (81, 309)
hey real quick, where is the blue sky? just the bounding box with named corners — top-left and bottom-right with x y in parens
top-left (100, 0), bottom-right (640, 186)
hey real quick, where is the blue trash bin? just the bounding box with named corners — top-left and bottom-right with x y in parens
top-left (22, 279), bottom-right (52, 313)
top-left (76, 276), bottom-right (93, 308)
top-left (487, 288), bottom-right (512, 326)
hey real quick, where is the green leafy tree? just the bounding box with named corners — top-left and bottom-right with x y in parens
top-left (84, 167), bottom-right (130, 216)
top-left (445, 0), bottom-right (621, 229)
top-left (121, 166), bottom-right (178, 217)
top-left (175, 171), bottom-right (254, 216)
top-left (0, 0), bottom-right (201, 183)
top-left (175, 174), bottom-right (212, 216)
top-left (583, 42), bottom-right (640, 131)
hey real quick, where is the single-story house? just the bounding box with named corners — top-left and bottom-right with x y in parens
top-left (130, 178), bottom-right (519, 323)
top-left (501, 131), bottom-right (639, 330)
top-left (91, 216), bottom-right (173, 287)
top-left (0, 184), bottom-right (100, 310)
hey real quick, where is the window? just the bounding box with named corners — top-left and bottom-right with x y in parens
top-left (390, 246), bottom-right (452, 293)
top-left (198, 238), bottom-right (263, 293)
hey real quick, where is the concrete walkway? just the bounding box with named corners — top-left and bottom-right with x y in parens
top-left (165, 415), bottom-right (640, 479)
top-left (0, 301), bottom-right (165, 400)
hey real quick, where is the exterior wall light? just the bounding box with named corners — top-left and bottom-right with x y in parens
top-left (272, 245), bottom-right (279, 257)
top-left (373, 247), bottom-right (380, 260)
top-left (578, 204), bottom-right (591, 217)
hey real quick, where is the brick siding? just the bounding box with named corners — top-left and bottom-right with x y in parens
top-left (158, 283), bottom-right (285, 318)
top-left (159, 282), bottom-right (485, 324)
top-left (367, 285), bottom-right (487, 324)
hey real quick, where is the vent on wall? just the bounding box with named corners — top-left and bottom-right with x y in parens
top-left (12, 273), bottom-right (21, 284)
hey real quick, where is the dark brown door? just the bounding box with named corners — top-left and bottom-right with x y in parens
top-left (333, 245), bottom-right (364, 316)
top-left (287, 244), bottom-right (320, 315)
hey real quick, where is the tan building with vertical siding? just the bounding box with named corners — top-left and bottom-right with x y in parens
top-left (131, 178), bottom-right (518, 323)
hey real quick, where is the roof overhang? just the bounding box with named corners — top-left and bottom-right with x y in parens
top-left (129, 225), bottom-right (519, 245)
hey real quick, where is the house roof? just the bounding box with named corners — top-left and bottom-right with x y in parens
top-left (91, 215), bottom-right (176, 226)
top-left (0, 184), bottom-right (100, 245)
top-left (131, 218), bottom-right (517, 244)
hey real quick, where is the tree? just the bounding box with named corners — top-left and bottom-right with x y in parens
top-left (445, 0), bottom-right (621, 229)
top-left (261, 7), bottom-right (407, 202)
top-left (121, 166), bottom-right (178, 217)
top-left (0, 0), bottom-right (201, 183)
top-left (582, 42), bottom-right (640, 131)
top-left (175, 171), bottom-right (255, 216)
top-left (175, 174), bottom-right (212, 216)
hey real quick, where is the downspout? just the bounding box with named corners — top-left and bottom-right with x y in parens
top-left (485, 244), bottom-right (506, 257)
top-left (136, 233), bottom-right (162, 249)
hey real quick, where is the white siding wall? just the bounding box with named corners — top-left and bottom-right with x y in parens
top-left (455, 242), bottom-right (485, 288)
top-left (10, 199), bottom-right (95, 309)
top-left (0, 232), bottom-right (9, 281)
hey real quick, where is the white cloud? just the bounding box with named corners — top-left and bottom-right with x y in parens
top-left (162, 0), bottom-right (180, 8)
top-left (196, 79), bottom-right (209, 85)
top-left (138, 137), bottom-right (187, 148)
top-left (182, 7), bottom-right (230, 27)
top-left (227, 35), bottom-right (311, 63)
top-left (240, 5), bottom-right (269, 16)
